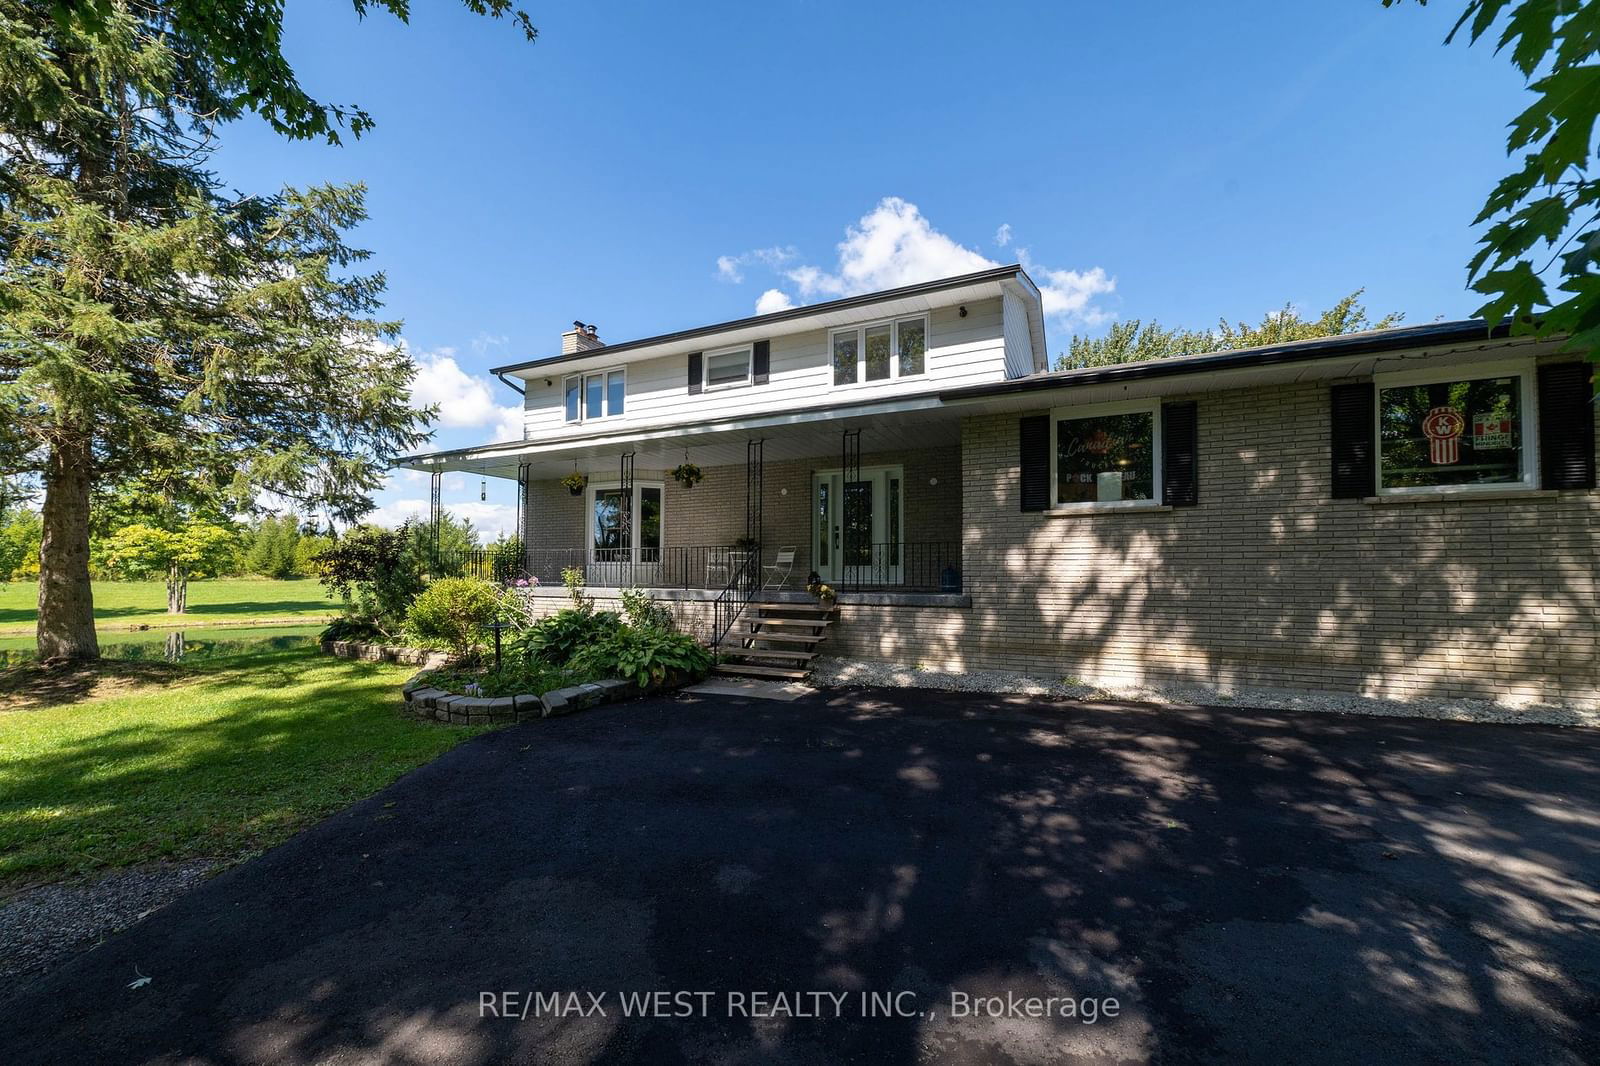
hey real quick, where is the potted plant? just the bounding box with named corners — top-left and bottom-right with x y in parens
top-left (732, 535), bottom-right (759, 554)
top-left (670, 461), bottom-right (703, 489)
top-left (810, 582), bottom-right (837, 608)
top-left (560, 471), bottom-right (588, 496)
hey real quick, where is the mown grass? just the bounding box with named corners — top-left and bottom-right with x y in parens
top-left (0, 577), bottom-right (335, 635)
top-left (0, 646), bottom-right (488, 889)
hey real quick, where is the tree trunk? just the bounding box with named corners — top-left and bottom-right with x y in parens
top-left (167, 564), bottom-right (187, 614)
top-left (36, 435), bottom-right (99, 661)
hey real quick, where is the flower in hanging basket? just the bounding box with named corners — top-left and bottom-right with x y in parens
top-left (670, 462), bottom-right (703, 488)
top-left (560, 471), bottom-right (589, 496)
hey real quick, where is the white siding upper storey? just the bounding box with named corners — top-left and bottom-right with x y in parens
top-left (498, 268), bottom-right (1048, 444)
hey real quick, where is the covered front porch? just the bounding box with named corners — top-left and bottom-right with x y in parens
top-left (409, 406), bottom-right (966, 599)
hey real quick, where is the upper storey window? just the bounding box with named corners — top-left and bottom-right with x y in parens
top-left (831, 315), bottom-right (928, 387)
top-left (564, 368), bottom-right (625, 423)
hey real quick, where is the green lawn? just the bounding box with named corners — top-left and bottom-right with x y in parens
top-left (0, 577), bottom-right (335, 635)
top-left (0, 646), bottom-right (487, 888)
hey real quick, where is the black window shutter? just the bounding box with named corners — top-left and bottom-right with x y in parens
top-left (1330, 382), bottom-right (1376, 499)
top-left (1161, 401), bottom-right (1199, 507)
top-left (752, 340), bottom-right (770, 385)
top-left (687, 352), bottom-right (702, 395)
top-left (1019, 415), bottom-right (1050, 512)
top-left (1538, 362), bottom-right (1596, 489)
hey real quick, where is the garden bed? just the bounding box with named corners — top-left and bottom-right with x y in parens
top-left (401, 674), bottom-right (645, 724)
top-left (320, 639), bottom-right (450, 670)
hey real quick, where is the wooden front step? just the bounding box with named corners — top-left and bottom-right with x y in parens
top-left (752, 602), bottom-right (835, 616)
top-left (713, 663), bottom-right (810, 681)
top-left (748, 617), bottom-right (833, 630)
top-left (742, 631), bottom-right (824, 647)
top-left (722, 646), bottom-right (815, 662)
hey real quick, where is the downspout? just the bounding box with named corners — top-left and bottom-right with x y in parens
top-left (495, 371), bottom-right (526, 396)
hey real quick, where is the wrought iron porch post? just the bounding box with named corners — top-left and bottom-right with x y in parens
top-left (428, 470), bottom-right (442, 571)
top-left (619, 451), bottom-right (634, 585)
top-left (746, 438), bottom-right (764, 567)
top-left (516, 462), bottom-right (531, 572)
top-left (841, 428), bottom-right (861, 589)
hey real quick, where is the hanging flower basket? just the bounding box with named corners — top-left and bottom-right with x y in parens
top-left (560, 471), bottom-right (589, 496)
top-left (670, 462), bottom-right (703, 489)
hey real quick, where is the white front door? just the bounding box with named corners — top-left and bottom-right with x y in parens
top-left (587, 482), bottom-right (663, 585)
top-left (812, 465), bottom-right (904, 585)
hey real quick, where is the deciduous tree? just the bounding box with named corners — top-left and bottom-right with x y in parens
top-left (1388, 1), bottom-right (1600, 366)
top-left (100, 521), bottom-right (238, 613)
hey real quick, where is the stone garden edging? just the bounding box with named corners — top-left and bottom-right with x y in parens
top-left (320, 639), bottom-right (452, 670)
top-left (400, 675), bottom-right (642, 725)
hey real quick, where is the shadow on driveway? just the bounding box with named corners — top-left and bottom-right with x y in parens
top-left (2, 688), bottom-right (1597, 1065)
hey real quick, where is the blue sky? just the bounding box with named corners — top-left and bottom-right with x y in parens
top-left (212, 1), bottom-right (1532, 539)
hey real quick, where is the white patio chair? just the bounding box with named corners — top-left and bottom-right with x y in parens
top-left (705, 546), bottom-right (734, 588)
top-left (762, 546), bottom-right (797, 590)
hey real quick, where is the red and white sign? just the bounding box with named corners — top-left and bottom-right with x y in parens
top-left (1472, 417), bottom-right (1513, 450)
top-left (1423, 406), bottom-right (1465, 464)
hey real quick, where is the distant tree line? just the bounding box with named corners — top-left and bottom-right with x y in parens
top-left (0, 501), bottom-right (490, 589)
top-left (1056, 290), bottom-right (1404, 370)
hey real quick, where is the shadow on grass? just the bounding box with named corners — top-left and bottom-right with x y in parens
top-left (0, 648), bottom-right (470, 888)
top-left (0, 599), bottom-right (337, 627)
top-left (0, 660), bottom-right (189, 712)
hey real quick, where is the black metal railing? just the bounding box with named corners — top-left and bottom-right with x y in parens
top-left (434, 541), bottom-right (962, 593)
top-left (830, 541), bottom-right (962, 592)
top-left (435, 545), bottom-right (767, 591)
top-left (710, 550), bottom-right (761, 650)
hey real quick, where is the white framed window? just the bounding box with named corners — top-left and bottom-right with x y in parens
top-left (703, 345), bottom-right (753, 391)
top-left (588, 481), bottom-right (663, 562)
top-left (1049, 398), bottom-right (1162, 509)
top-left (564, 367), bottom-right (626, 423)
top-left (1375, 360), bottom-right (1537, 495)
top-left (830, 315), bottom-right (928, 387)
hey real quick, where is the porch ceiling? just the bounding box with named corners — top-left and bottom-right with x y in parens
top-left (411, 405), bottom-right (964, 481)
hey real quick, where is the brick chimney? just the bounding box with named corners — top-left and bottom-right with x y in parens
top-left (561, 320), bottom-right (604, 355)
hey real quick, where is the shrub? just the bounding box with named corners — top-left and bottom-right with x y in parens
top-left (570, 625), bottom-right (712, 690)
top-left (619, 586), bottom-right (674, 631)
top-left (514, 606), bottom-right (621, 667)
top-left (404, 577), bottom-right (506, 661)
top-left (319, 617), bottom-right (387, 643)
top-left (314, 523), bottom-right (430, 638)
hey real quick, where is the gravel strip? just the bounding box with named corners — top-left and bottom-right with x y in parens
top-left (0, 860), bottom-right (216, 995)
top-left (809, 657), bottom-right (1600, 728)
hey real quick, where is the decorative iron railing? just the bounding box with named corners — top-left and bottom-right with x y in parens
top-left (710, 549), bottom-right (761, 650)
top-left (433, 541), bottom-right (962, 594)
top-left (830, 541), bottom-right (962, 592)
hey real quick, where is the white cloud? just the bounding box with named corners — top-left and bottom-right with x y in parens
top-left (407, 344), bottom-right (525, 444)
top-left (723, 198), bottom-right (1115, 326)
top-left (715, 245), bottom-right (797, 284)
top-left (755, 288), bottom-right (795, 315)
top-left (361, 498), bottom-right (517, 543)
top-left (1018, 249), bottom-right (1117, 327)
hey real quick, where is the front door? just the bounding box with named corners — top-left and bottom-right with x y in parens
top-left (812, 465), bottom-right (904, 586)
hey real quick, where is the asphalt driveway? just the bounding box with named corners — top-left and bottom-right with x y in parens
top-left (3, 687), bottom-right (1597, 1065)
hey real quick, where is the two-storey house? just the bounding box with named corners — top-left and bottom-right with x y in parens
top-left (402, 265), bottom-right (1599, 704)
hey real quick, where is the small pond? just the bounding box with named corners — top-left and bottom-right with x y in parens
top-left (0, 624), bottom-right (326, 666)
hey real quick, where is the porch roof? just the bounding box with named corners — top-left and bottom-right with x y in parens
top-left (400, 395), bottom-right (965, 480)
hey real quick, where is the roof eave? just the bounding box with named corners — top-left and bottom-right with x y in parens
top-left (489, 264), bottom-right (1034, 377)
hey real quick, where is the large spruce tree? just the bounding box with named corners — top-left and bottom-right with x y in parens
top-left (0, 2), bottom-right (533, 660)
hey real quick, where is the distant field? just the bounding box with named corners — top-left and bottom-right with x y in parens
top-left (0, 578), bottom-right (336, 635)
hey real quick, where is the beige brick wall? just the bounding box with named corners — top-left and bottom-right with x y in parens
top-left (851, 377), bottom-right (1597, 704)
